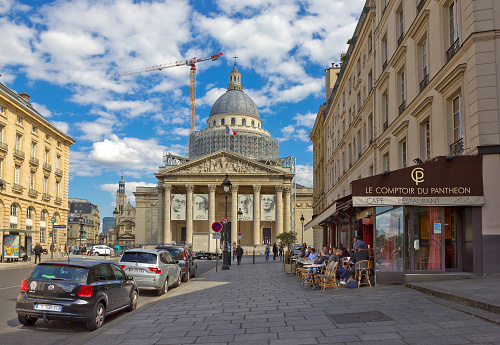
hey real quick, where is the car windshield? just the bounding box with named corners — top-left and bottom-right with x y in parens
top-left (121, 252), bottom-right (157, 264)
top-left (164, 248), bottom-right (184, 260)
top-left (31, 264), bottom-right (89, 284)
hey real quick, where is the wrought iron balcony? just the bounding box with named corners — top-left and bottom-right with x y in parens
top-left (55, 168), bottom-right (63, 176)
top-left (397, 33), bottom-right (404, 47)
top-left (419, 74), bottom-right (429, 93)
top-left (382, 60), bottom-right (388, 71)
top-left (449, 138), bottom-right (464, 155)
top-left (383, 121), bottom-right (389, 131)
top-left (399, 100), bottom-right (406, 115)
top-left (43, 163), bottom-right (52, 171)
top-left (28, 188), bottom-right (39, 197)
top-left (30, 156), bottom-right (39, 166)
top-left (42, 193), bottom-right (52, 201)
top-left (14, 149), bottom-right (25, 160)
top-left (417, 0), bottom-right (426, 13)
top-left (0, 142), bottom-right (7, 152)
top-left (446, 39), bottom-right (460, 62)
top-left (13, 183), bottom-right (24, 193)
top-left (55, 197), bottom-right (62, 204)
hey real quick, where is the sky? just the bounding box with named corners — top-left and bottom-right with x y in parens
top-left (0, 0), bottom-right (366, 221)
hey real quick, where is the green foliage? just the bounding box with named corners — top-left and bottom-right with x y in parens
top-left (276, 231), bottom-right (297, 250)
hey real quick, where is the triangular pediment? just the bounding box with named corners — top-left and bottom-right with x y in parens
top-left (161, 150), bottom-right (288, 176)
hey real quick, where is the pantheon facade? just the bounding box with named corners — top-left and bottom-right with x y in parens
top-left (134, 64), bottom-right (313, 250)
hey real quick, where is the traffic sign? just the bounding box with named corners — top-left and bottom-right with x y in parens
top-left (212, 222), bottom-right (223, 232)
top-left (53, 225), bottom-right (66, 229)
top-left (237, 232), bottom-right (242, 240)
top-left (212, 233), bottom-right (221, 239)
top-left (222, 218), bottom-right (228, 225)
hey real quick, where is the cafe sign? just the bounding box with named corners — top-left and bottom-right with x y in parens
top-left (352, 155), bottom-right (484, 207)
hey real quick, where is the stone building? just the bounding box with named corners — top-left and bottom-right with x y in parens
top-left (112, 176), bottom-right (136, 245)
top-left (308, 0), bottom-right (500, 282)
top-left (135, 64), bottom-right (313, 251)
top-left (0, 83), bottom-right (74, 261)
top-left (67, 198), bottom-right (100, 246)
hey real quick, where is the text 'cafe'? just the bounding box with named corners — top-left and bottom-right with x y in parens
top-left (350, 155), bottom-right (489, 284)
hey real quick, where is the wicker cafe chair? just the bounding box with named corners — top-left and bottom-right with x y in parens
top-left (300, 265), bottom-right (316, 287)
top-left (317, 261), bottom-right (339, 291)
top-left (355, 260), bottom-right (373, 287)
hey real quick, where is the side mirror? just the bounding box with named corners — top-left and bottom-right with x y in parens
top-left (126, 275), bottom-right (134, 281)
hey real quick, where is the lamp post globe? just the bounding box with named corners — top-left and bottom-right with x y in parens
top-left (221, 174), bottom-right (231, 270)
top-left (50, 216), bottom-right (56, 259)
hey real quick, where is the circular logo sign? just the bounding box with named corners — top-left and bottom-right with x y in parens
top-left (222, 218), bottom-right (228, 225)
top-left (30, 281), bottom-right (37, 291)
top-left (212, 222), bottom-right (223, 232)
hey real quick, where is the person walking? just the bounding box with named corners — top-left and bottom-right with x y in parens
top-left (236, 245), bottom-right (244, 265)
top-left (272, 243), bottom-right (278, 260)
top-left (265, 244), bottom-right (270, 261)
top-left (34, 242), bottom-right (43, 264)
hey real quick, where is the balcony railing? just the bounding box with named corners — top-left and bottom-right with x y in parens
top-left (0, 142), bottom-right (7, 152)
top-left (383, 121), bottom-right (389, 131)
top-left (55, 168), bottom-right (63, 176)
top-left (397, 33), bottom-right (404, 47)
top-left (399, 100), bottom-right (406, 115)
top-left (30, 156), bottom-right (39, 166)
top-left (13, 184), bottom-right (24, 193)
top-left (417, 0), bottom-right (426, 13)
top-left (14, 149), bottom-right (25, 160)
top-left (43, 163), bottom-right (52, 171)
top-left (28, 188), bottom-right (39, 197)
top-left (382, 60), bottom-right (388, 71)
top-left (419, 74), bottom-right (429, 93)
top-left (449, 138), bottom-right (464, 155)
top-left (42, 193), bottom-right (52, 201)
top-left (55, 197), bottom-right (62, 204)
top-left (446, 38), bottom-right (460, 62)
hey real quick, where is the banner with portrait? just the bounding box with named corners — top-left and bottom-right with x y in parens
top-left (193, 194), bottom-right (209, 220)
top-left (171, 194), bottom-right (186, 220)
top-left (238, 194), bottom-right (253, 221)
top-left (261, 194), bottom-right (276, 221)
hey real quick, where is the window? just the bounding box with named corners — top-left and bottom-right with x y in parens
top-left (41, 210), bottom-right (46, 221)
top-left (251, 120), bottom-right (255, 127)
top-left (357, 92), bottom-right (361, 111)
top-left (0, 105), bottom-right (4, 114)
top-left (27, 207), bottom-right (33, 219)
top-left (57, 141), bottom-right (61, 148)
top-left (213, 120), bottom-right (216, 127)
top-left (31, 142), bottom-right (36, 158)
top-left (55, 181), bottom-right (60, 198)
top-left (43, 177), bottom-right (48, 194)
top-left (40, 226), bottom-right (45, 243)
top-left (17, 116), bottom-right (23, 125)
top-left (383, 153), bottom-right (390, 171)
top-left (221, 119), bottom-right (225, 125)
top-left (231, 118), bottom-right (235, 125)
top-left (0, 125), bottom-right (3, 143)
top-left (242, 119), bottom-right (246, 126)
top-left (15, 133), bottom-right (22, 151)
top-left (348, 143), bottom-right (352, 166)
top-left (368, 70), bottom-right (373, 91)
top-left (32, 126), bottom-right (37, 134)
top-left (449, 1), bottom-right (459, 45)
top-left (419, 39), bottom-right (429, 91)
top-left (398, 69), bottom-right (406, 114)
top-left (423, 120), bottom-right (431, 160)
top-left (369, 165), bottom-right (374, 176)
top-left (14, 165), bottom-right (20, 184)
top-left (357, 58), bottom-right (361, 76)
top-left (30, 171), bottom-right (35, 190)
top-left (342, 120), bottom-right (345, 136)
top-left (44, 149), bottom-right (50, 164)
top-left (401, 139), bottom-right (407, 168)
top-left (368, 33), bottom-right (372, 54)
top-left (45, 134), bottom-right (50, 141)
top-left (0, 159), bottom-right (2, 179)
top-left (357, 130), bottom-right (361, 155)
top-left (368, 115), bottom-right (373, 142)
top-left (56, 155), bottom-right (61, 169)
top-left (383, 92), bottom-right (389, 129)
top-left (397, 6), bottom-right (404, 45)
top-left (10, 203), bottom-right (17, 216)
top-left (451, 95), bottom-right (463, 155)
top-left (382, 35), bottom-right (388, 68)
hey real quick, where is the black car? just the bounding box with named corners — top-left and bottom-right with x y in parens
top-left (155, 245), bottom-right (197, 282)
top-left (16, 259), bottom-right (139, 331)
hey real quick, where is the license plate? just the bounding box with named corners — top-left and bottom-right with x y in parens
top-left (34, 304), bottom-right (62, 312)
top-left (129, 268), bottom-right (145, 273)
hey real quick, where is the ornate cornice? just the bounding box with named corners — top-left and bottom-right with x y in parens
top-left (275, 185), bottom-right (283, 193)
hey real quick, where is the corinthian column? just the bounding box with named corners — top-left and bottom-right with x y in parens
top-left (164, 185), bottom-right (172, 244)
top-left (253, 185), bottom-right (261, 245)
top-left (284, 186), bottom-right (291, 234)
top-left (231, 184), bottom-right (239, 246)
top-left (276, 185), bottom-right (283, 236)
top-left (186, 184), bottom-right (194, 245)
top-left (208, 184), bottom-right (217, 252)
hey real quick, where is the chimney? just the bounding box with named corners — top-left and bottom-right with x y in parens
top-left (18, 92), bottom-right (30, 103)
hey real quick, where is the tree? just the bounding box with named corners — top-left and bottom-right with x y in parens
top-left (276, 231), bottom-right (297, 252)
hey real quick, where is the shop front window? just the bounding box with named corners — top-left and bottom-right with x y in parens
top-left (375, 206), bottom-right (404, 272)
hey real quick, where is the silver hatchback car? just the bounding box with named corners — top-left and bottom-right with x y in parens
top-left (118, 249), bottom-right (181, 295)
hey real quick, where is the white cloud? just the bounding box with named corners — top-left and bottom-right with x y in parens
top-left (307, 144), bottom-right (313, 152)
top-left (52, 121), bottom-right (70, 135)
top-left (296, 164), bottom-right (313, 188)
top-left (78, 117), bottom-right (116, 142)
top-left (69, 150), bottom-right (102, 177)
top-left (100, 181), bottom-right (157, 206)
top-left (277, 125), bottom-right (310, 143)
top-left (294, 112), bottom-right (316, 128)
top-left (31, 102), bottom-right (53, 118)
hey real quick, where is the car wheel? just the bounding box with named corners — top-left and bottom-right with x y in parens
top-left (174, 273), bottom-right (181, 287)
top-left (191, 266), bottom-right (197, 278)
top-left (126, 290), bottom-right (138, 312)
top-left (182, 270), bottom-right (189, 282)
top-left (86, 302), bottom-right (105, 331)
top-left (158, 278), bottom-right (168, 296)
top-left (18, 314), bottom-right (37, 326)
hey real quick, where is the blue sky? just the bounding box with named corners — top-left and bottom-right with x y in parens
top-left (0, 0), bottom-right (365, 221)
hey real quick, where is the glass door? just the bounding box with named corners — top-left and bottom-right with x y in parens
top-left (413, 206), bottom-right (442, 271)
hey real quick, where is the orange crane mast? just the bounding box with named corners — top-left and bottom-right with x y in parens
top-left (111, 52), bottom-right (223, 135)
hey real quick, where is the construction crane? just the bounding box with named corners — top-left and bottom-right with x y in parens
top-left (111, 52), bottom-right (223, 135)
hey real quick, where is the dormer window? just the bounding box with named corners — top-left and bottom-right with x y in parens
top-left (221, 119), bottom-right (225, 125)
top-left (251, 120), bottom-right (255, 127)
top-left (213, 120), bottom-right (216, 127)
top-left (231, 118), bottom-right (235, 125)
top-left (242, 119), bottom-right (246, 126)
top-left (17, 116), bottom-right (23, 125)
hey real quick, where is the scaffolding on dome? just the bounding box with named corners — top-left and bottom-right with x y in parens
top-left (188, 129), bottom-right (279, 161)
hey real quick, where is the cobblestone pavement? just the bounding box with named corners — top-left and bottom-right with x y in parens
top-left (79, 257), bottom-right (500, 345)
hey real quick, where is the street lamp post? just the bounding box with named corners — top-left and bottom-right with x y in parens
top-left (237, 208), bottom-right (243, 245)
top-left (79, 215), bottom-right (86, 255)
top-left (113, 207), bottom-right (119, 247)
top-left (221, 174), bottom-right (231, 270)
top-left (300, 214), bottom-right (305, 245)
top-left (50, 216), bottom-right (56, 259)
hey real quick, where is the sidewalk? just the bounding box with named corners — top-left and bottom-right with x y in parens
top-left (76, 256), bottom-right (500, 345)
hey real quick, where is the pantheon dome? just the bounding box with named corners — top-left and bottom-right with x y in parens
top-left (189, 64), bottom-right (278, 160)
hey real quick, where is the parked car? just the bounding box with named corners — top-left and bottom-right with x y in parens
top-left (118, 249), bottom-right (181, 295)
top-left (89, 245), bottom-right (112, 256)
top-left (155, 245), bottom-right (197, 282)
top-left (293, 244), bottom-right (302, 255)
top-left (16, 259), bottom-right (138, 331)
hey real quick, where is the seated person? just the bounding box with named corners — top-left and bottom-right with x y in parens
top-left (338, 248), bottom-right (369, 285)
top-left (353, 236), bottom-right (368, 250)
top-left (304, 247), bottom-right (312, 258)
top-left (328, 248), bottom-right (342, 264)
top-left (296, 248), bottom-right (305, 258)
top-left (307, 248), bottom-right (318, 261)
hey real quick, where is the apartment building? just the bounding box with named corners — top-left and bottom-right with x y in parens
top-left (0, 83), bottom-right (75, 261)
top-left (68, 198), bottom-right (101, 246)
top-left (308, 0), bottom-right (500, 283)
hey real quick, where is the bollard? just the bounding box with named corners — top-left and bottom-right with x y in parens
top-left (253, 249), bottom-right (255, 264)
